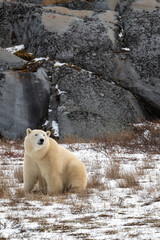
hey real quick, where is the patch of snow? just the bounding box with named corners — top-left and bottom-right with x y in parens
top-left (52, 120), bottom-right (59, 137)
top-left (1, 124), bottom-right (160, 239)
top-left (144, 129), bottom-right (150, 139)
top-left (54, 61), bottom-right (66, 67)
top-left (55, 84), bottom-right (67, 95)
top-left (42, 120), bottom-right (49, 126)
top-left (34, 57), bottom-right (49, 62)
top-left (122, 47), bottom-right (130, 51)
top-left (4, 44), bottom-right (25, 54)
top-left (118, 32), bottom-right (123, 38)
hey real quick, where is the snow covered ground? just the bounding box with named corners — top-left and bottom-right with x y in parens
top-left (0, 123), bottom-right (160, 239)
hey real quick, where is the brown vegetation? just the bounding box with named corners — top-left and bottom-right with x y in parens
top-left (92, 121), bottom-right (160, 154)
top-left (14, 167), bottom-right (23, 183)
top-left (14, 49), bottom-right (34, 61)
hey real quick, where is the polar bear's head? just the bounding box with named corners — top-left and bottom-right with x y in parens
top-left (25, 128), bottom-right (51, 151)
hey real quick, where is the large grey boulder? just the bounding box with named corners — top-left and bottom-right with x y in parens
top-left (113, 55), bottom-right (160, 117)
top-left (23, 6), bottom-right (120, 76)
top-left (0, 0), bottom-right (160, 140)
top-left (57, 0), bottom-right (120, 11)
top-left (0, 47), bottom-right (26, 71)
top-left (0, 1), bottom-right (34, 47)
top-left (51, 65), bottom-right (146, 140)
top-left (112, 0), bottom-right (160, 116)
top-left (120, 0), bottom-right (160, 79)
top-left (0, 68), bottom-right (50, 139)
top-left (93, 0), bottom-right (119, 10)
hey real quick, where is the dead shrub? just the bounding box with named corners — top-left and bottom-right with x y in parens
top-left (14, 167), bottom-right (23, 183)
top-left (87, 174), bottom-right (104, 190)
top-left (106, 161), bottom-right (139, 188)
top-left (14, 49), bottom-right (34, 61)
top-left (0, 178), bottom-right (12, 199)
top-left (59, 135), bottom-right (84, 144)
top-left (92, 120), bottom-right (160, 154)
top-left (106, 160), bottom-right (121, 180)
top-left (43, 0), bottom-right (76, 5)
top-left (119, 171), bottom-right (139, 188)
top-left (15, 188), bottom-right (26, 198)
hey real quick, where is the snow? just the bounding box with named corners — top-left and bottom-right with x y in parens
top-left (43, 120), bottom-right (49, 127)
top-left (4, 44), bottom-right (25, 54)
top-left (52, 120), bottom-right (59, 137)
top-left (55, 84), bottom-right (67, 96)
top-left (54, 61), bottom-right (66, 67)
top-left (118, 32), bottom-right (123, 38)
top-left (34, 57), bottom-right (49, 62)
top-left (0, 128), bottom-right (160, 239)
top-left (122, 47), bottom-right (130, 51)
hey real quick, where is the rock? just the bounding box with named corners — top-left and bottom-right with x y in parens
top-left (0, 68), bottom-right (50, 139)
top-left (0, 47), bottom-right (26, 71)
top-left (113, 55), bottom-right (160, 117)
top-left (0, 0), bottom-right (160, 140)
top-left (116, 0), bottom-right (133, 15)
top-left (51, 65), bottom-right (146, 140)
top-left (23, 6), bottom-right (120, 76)
top-left (55, 0), bottom-right (94, 10)
top-left (112, 0), bottom-right (160, 117)
top-left (56, 0), bottom-right (119, 11)
top-left (0, 1), bottom-right (35, 47)
top-left (93, 0), bottom-right (119, 11)
top-left (121, 0), bottom-right (160, 79)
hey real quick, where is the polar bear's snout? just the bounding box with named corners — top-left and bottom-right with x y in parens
top-left (39, 138), bottom-right (44, 145)
top-left (36, 135), bottom-right (45, 145)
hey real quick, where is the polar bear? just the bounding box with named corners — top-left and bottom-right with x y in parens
top-left (23, 128), bottom-right (87, 195)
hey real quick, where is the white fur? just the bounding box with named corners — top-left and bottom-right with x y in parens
top-left (23, 129), bottom-right (87, 195)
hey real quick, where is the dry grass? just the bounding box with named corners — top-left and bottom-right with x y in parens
top-left (15, 188), bottom-right (26, 198)
top-left (106, 159), bottom-right (121, 180)
top-left (91, 120), bottom-right (160, 154)
top-left (106, 159), bottom-right (139, 188)
top-left (59, 135), bottom-right (85, 144)
top-left (87, 174), bottom-right (103, 189)
top-left (54, 120), bottom-right (160, 155)
top-left (119, 171), bottom-right (139, 188)
top-left (14, 167), bottom-right (23, 183)
top-left (0, 123), bottom-right (160, 239)
top-left (42, 0), bottom-right (94, 5)
top-left (0, 173), bottom-right (12, 198)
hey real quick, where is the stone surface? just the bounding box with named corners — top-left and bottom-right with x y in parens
top-left (23, 6), bottom-right (120, 76)
top-left (112, 0), bottom-right (160, 117)
top-left (52, 65), bottom-right (146, 140)
top-left (94, 0), bottom-right (119, 10)
top-left (0, 47), bottom-right (26, 71)
top-left (0, 0), bottom-right (160, 140)
top-left (0, 1), bottom-right (34, 47)
top-left (113, 55), bottom-right (160, 117)
top-left (121, 0), bottom-right (160, 79)
top-left (0, 68), bottom-right (50, 139)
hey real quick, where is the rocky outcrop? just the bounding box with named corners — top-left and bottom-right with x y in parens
top-left (119, 0), bottom-right (160, 79)
top-left (50, 65), bottom-right (146, 140)
top-left (0, 68), bottom-right (50, 139)
top-left (23, 5), bottom-right (120, 78)
top-left (0, 47), bottom-right (26, 71)
top-left (113, 0), bottom-right (160, 116)
top-left (0, 1), bottom-right (33, 47)
top-left (0, 0), bottom-right (159, 139)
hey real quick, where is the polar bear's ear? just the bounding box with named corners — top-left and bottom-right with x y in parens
top-left (26, 128), bottom-right (32, 136)
top-left (46, 131), bottom-right (51, 137)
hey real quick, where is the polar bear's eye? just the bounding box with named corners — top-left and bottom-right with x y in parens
top-left (43, 134), bottom-right (45, 137)
top-left (35, 134), bottom-right (38, 136)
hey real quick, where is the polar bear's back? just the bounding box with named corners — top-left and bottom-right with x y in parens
top-left (50, 140), bottom-right (87, 192)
